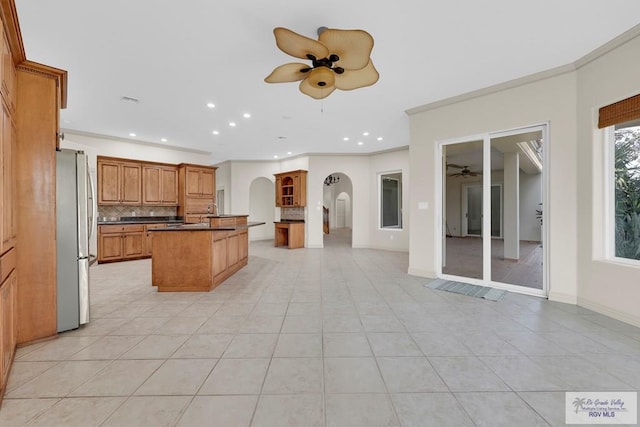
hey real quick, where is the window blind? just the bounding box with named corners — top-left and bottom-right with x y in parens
top-left (598, 93), bottom-right (640, 128)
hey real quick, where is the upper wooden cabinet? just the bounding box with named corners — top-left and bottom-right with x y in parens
top-left (185, 165), bottom-right (215, 198)
top-left (178, 164), bottom-right (217, 222)
top-left (274, 170), bottom-right (307, 207)
top-left (97, 157), bottom-right (142, 205)
top-left (142, 164), bottom-right (178, 206)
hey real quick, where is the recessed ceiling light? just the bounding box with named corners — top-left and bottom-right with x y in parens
top-left (229, 122), bottom-right (236, 127)
top-left (362, 132), bottom-right (369, 136)
top-left (129, 133), bottom-right (136, 137)
top-left (243, 113), bottom-right (251, 118)
top-left (343, 137), bottom-right (349, 141)
top-left (357, 141), bottom-right (364, 146)
top-left (212, 130), bottom-right (219, 135)
top-left (161, 138), bottom-right (167, 142)
top-left (287, 151), bottom-right (292, 155)
top-left (206, 102), bottom-right (215, 108)
top-left (377, 137), bottom-right (383, 141)
top-left (273, 155), bottom-right (279, 159)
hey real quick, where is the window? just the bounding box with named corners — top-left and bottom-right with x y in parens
top-left (380, 172), bottom-right (402, 229)
top-left (611, 120), bottom-right (640, 261)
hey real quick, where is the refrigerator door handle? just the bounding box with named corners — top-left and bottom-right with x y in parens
top-left (87, 164), bottom-right (96, 240)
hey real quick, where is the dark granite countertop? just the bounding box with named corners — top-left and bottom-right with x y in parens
top-left (97, 216), bottom-right (184, 225)
top-left (150, 221), bottom-right (266, 232)
top-left (274, 219), bottom-right (305, 223)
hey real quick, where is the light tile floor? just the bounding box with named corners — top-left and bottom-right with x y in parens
top-left (1, 231), bottom-right (640, 426)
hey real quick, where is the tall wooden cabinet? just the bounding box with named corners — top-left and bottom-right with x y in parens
top-left (274, 170), bottom-right (307, 207)
top-left (0, 0), bottom-right (68, 404)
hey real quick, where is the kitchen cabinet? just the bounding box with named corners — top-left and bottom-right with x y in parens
top-left (0, 248), bottom-right (16, 399)
top-left (178, 164), bottom-right (217, 223)
top-left (142, 164), bottom-right (178, 206)
top-left (98, 224), bottom-right (145, 263)
top-left (1, 29), bottom-right (16, 114)
top-left (144, 223), bottom-right (167, 257)
top-left (1, 101), bottom-right (15, 255)
top-left (184, 165), bottom-right (215, 197)
top-left (274, 221), bottom-right (305, 249)
top-left (274, 170), bottom-right (307, 207)
top-left (0, 270), bottom-right (16, 391)
top-left (97, 157), bottom-right (142, 205)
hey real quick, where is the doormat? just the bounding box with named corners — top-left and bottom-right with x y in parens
top-left (425, 279), bottom-right (507, 301)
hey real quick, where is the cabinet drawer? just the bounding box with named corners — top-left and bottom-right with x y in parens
top-left (99, 224), bottom-right (144, 234)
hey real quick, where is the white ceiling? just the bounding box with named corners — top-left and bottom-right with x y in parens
top-left (14, 1), bottom-right (640, 164)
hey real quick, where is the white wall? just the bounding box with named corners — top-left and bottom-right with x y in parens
top-left (575, 32), bottom-right (640, 326)
top-left (408, 71), bottom-right (578, 304)
top-left (249, 178), bottom-right (275, 241)
top-left (368, 149), bottom-right (410, 252)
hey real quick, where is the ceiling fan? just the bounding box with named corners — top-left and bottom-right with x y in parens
top-left (264, 27), bottom-right (379, 99)
top-left (447, 164), bottom-right (482, 177)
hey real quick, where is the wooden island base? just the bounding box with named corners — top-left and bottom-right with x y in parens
top-left (150, 215), bottom-right (262, 292)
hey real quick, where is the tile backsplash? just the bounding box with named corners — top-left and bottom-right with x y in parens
top-left (281, 207), bottom-right (305, 220)
top-left (98, 205), bottom-right (177, 221)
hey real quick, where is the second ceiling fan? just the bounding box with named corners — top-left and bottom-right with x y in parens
top-left (447, 163), bottom-right (482, 178)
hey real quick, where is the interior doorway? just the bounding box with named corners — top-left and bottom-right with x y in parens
top-left (439, 125), bottom-right (547, 295)
top-left (323, 173), bottom-right (353, 247)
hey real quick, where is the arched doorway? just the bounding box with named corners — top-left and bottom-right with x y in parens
top-left (322, 172), bottom-right (353, 246)
top-left (249, 177), bottom-right (275, 241)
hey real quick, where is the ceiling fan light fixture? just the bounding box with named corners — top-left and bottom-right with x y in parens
top-left (308, 67), bottom-right (335, 88)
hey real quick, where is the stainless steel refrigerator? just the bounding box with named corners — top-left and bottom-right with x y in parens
top-left (56, 148), bottom-right (95, 332)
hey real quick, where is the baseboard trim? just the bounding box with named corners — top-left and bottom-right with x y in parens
top-left (577, 297), bottom-right (640, 328)
top-left (407, 267), bottom-right (436, 279)
top-left (548, 291), bottom-right (578, 305)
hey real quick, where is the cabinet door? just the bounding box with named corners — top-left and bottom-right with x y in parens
top-left (123, 232), bottom-right (144, 258)
top-left (161, 167), bottom-right (178, 205)
top-left (200, 169), bottom-right (215, 197)
top-left (275, 176), bottom-right (282, 207)
top-left (144, 224), bottom-right (166, 256)
top-left (120, 163), bottom-right (142, 204)
top-left (98, 234), bottom-right (124, 261)
top-left (98, 160), bottom-right (121, 204)
top-left (142, 166), bottom-right (162, 205)
top-left (1, 104), bottom-right (10, 253)
top-left (292, 173), bottom-right (300, 206)
top-left (1, 271), bottom-right (16, 381)
top-left (185, 168), bottom-right (202, 197)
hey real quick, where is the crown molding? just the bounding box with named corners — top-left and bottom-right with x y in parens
top-left (62, 129), bottom-right (213, 155)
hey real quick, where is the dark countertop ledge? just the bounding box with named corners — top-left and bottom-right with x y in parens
top-left (150, 221), bottom-right (266, 232)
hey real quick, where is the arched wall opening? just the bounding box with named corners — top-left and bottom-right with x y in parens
top-left (249, 177), bottom-right (275, 241)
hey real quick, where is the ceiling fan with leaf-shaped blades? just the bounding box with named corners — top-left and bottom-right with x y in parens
top-left (447, 164), bottom-right (482, 178)
top-left (264, 27), bottom-right (379, 99)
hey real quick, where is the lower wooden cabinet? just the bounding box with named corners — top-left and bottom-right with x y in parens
top-left (0, 263), bottom-right (17, 399)
top-left (98, 224), bottom-right (145, 263)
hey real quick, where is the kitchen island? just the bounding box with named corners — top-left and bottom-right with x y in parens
top-left (150, 215), bottom-right (264, 292)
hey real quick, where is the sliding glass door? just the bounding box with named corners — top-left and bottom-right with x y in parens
top-left (439, 125), bottom-right (547, 295)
